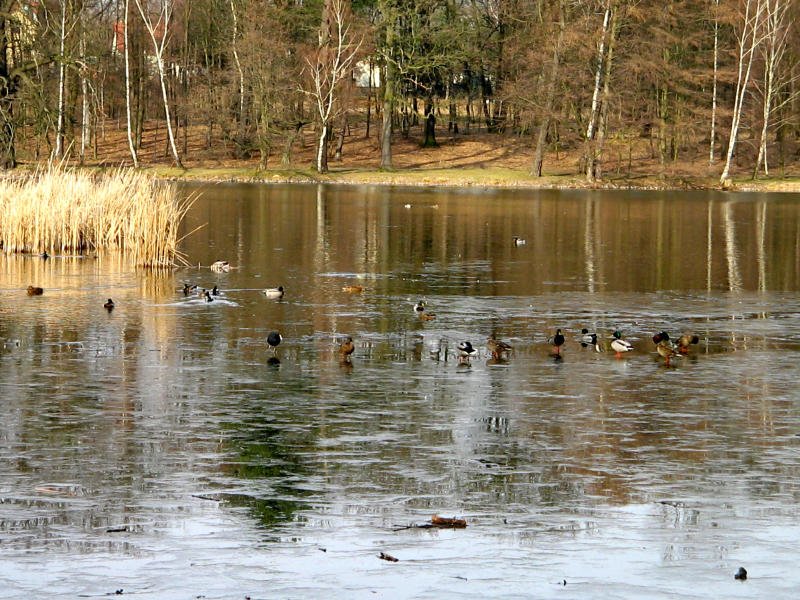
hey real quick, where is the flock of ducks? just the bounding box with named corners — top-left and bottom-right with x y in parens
top-left (412, 301), bottom-right (700, 366)
top-left (23, 269), bottom-right (701, 367)
top-left (449, 328), bottom-right (698, 366)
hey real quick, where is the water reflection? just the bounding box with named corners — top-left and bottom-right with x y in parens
top-left (1, 185), bottom-right (800, 598)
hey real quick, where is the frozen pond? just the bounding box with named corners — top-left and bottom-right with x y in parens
top-left (1, 183), bottom-right (800, 598)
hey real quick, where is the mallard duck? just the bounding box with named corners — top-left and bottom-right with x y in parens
top-left (263, 286), bottom-right (284, 299)
top-left (652, 331), bottom-right (680, 365)
top-left (458, 341), bottom-right (477, 364)
top-left (610, 330), bottom-right (633, 357)
top-left (580, 328), bottom-right (602, 352)
top-left (550, 328), bottom-right (565, 356)
top-left (486, 337), bottom-right (512, 360)
top-left (513, 236), bottom-right (526, 246)
top-left (182, 283), bottom-right (197, 295)
top-left (104, 298), bottom-right (115, 311)
top-left (339, 336), bottom-right (355, 361)
top-left (26, 286), bottom-right (43, 296)
top-left (677, 333), bottom-right (700, 354)
top-left (267, 331), bottom-right (282, 353)
top-left (210, 260), bottom-right (230, 272)
top-left (414, 300), bottom-right (436, 320)
top-left (342, 285), bottom-right (363, 293)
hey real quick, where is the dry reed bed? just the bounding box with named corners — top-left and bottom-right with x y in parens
top-left (0, 169), bottom-right (193, 267)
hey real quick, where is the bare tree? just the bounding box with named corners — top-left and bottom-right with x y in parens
top-left (54, 0), bottom-right (83, 159)
top-left (124, 0), bottom-right (139, 166)
top-left (532, 1), bottom-right (566, 177)
top-left (229, 0), bottom-right (245, 125)
top-left (134, 0), bottom-right (183, 169)
top-left (584, 0), bottom-right (617, 182)
top-left (305, 0), bottom-right (361, 174)
top-left (753, 0), bottom-right (797, 177)
top-left (720, 0), bottom-right (767, 185)
top-left (709, 0), bottom-right (720, 165)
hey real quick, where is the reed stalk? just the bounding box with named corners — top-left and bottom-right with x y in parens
top-left (0, 168), bottom-right (193, 267)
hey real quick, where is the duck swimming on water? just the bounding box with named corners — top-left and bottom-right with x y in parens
top-left (339, 336), bottom-right (355, 361)
top-left (210, 260), bottom-right (230, 273)
top-left (263, 286), bottom-right (284, 299)
top-left (104, 298), bottom-right (115, 311)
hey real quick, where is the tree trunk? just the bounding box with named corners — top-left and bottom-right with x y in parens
top-left (585, 1), bottom-right (616, 182)
top-left (334, 115), bottom-right (346, 160)
top-left (0, 8), bottom-right (16, 169)
top-left (380, 47), bottom-right (395, 168)
top-left (422, 98), bottom-right (437, 147)
top-left (55, 0), bottom-right (69, 159)
top-left (532, 1), bottom-right (565, 177)
top-left (317, 123), bottom-right (329, 173)
top-left (229, 0), bottom-right (245, 125)
top-left (709, 0), bottom-right (719, 166)
top-left (124, 0), bottom-right (139, 167)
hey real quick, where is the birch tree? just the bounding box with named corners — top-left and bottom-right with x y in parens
top-left (229, 0), bottom-right (245, 126)
top-left (719, 0), bottom-right (766, 185)
top-left (54, 0), bottom-right (84, 160)
top-left (306, 0), bottom-right (361, 174)
top-left (709, 0), bottom-right (720, 165)
top-left (753, 0), bottom-right (797, 177)
top-left (134, 0), bottom-right (183, 169)
top-left (584, 0), bottom-right (617, 182)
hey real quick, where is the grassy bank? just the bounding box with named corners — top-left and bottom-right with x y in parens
top-left (0, 169), bottom-right (193, 267)
top-left (137, 164), bottom-right (800, 193)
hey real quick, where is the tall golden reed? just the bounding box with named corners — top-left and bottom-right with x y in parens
top-left (0, 168), bottom-right (193, 267)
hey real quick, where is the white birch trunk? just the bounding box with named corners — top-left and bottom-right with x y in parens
top-left (80, 34), bottom-right (89, 162)
top-left (134, 0), bottom-right (183, 169)
top-left (317, 124), bottom-right (328, 173)
top-left (709, 0), bottom-right (719, 165)
top-left (754, 0), bottom-right (791, 177)
top-left (720, 0), bottom-right (766, 184)
top-left (55, 0), bottom-right (68, 159)
top-left (306, 0), bottom-right (361, 174)
top-left (230, 0), bottom-right (245, 123)
top-left (586, 1), bottom-right (611, 141)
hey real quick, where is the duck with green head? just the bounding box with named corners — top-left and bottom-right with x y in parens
top-left (652, 331), bottom-right (680, 365)
top-left (610, 330), bottom-right (633, 358)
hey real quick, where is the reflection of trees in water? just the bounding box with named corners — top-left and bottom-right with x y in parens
top-left (217, 413), bottom-right (314, 530)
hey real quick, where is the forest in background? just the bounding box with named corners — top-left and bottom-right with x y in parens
top-left (0, 0), bottom-right (798, 185)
